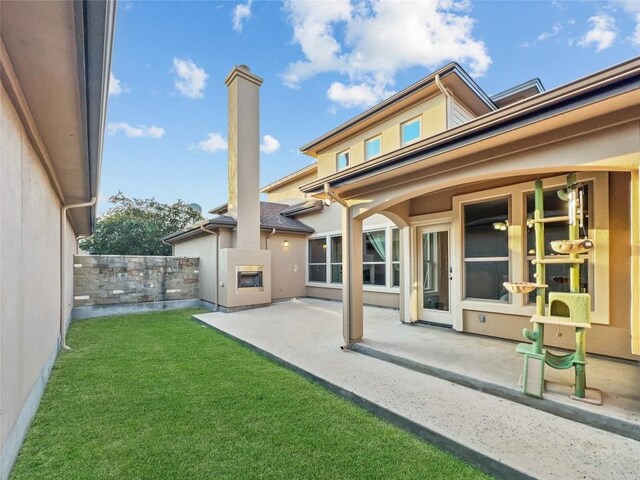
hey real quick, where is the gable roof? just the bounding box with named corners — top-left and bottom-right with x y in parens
top-left (300, 56), bottom-right (640, 196)
top-left (164, 201), bottom-right (314, 243)
top-left (300, 62), bottom-right (496, 155)
top-left (261, 164), bottom-right (317, 193)
top-left (491, 78), bottom-right (545, 108)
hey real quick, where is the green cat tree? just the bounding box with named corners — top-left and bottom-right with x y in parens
top-left (506, 173), bottom-right (602, 405)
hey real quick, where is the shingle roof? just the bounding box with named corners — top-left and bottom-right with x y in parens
top-left (258, 202), bottom-right (315, 232)
top-left (280, 199), bottom-right (324, 217)
top-left (164, 202), bottom-right (314, 243)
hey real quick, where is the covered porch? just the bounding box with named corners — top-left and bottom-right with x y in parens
top-left (302, 58), bottom-right (640, 368)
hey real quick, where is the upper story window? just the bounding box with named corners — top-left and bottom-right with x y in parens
top-left (401, 117), bottom-right (421, 146)
top-left (336, 150), bottom-right (350, 171)
top-left (365, 136), bottom-right (382, 160)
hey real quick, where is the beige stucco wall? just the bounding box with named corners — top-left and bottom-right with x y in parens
top-left (1, 82), bottom-right (77, 465)
top-left (407, 171), bottom-right (637, 360)
top-left (316, 94), bottom-right (446, 178)
top-left (265, 233), bottom-right (307, 300)
top-left (174, 234), bottom-right (218, 304)
top-left (265, 171), bottom-right (317, 203)
top-left (218, 248), bottom-right (271, 308)
top-left (306, 286), bottom-right (399, 309)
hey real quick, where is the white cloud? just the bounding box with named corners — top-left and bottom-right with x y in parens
top-left (611, 0), bottom-right (640, 45)
top-left (172, 58), bottom-right (209, 99)
top-left (282, 0), bottom-right (491, 110)
top-left (260, 134), bottom-right (280, 154)
top-left (538, 23), bottom-right (562, 41)
top-left (327, 81), bottom-right (394, 108)
top-left (108, 73), bottom-right (129, 96)
top-left (578, 15), bottom-right (617, 52)
top-left (232, 0), bottom-right (253, 32)
top-left (106, 122), bottom-right (165, 139)
top-left (196, 132), bottom-right (228, 153)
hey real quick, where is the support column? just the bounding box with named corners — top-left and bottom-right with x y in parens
top-left (399, 226), bottom-right (413, 323)
top-left (342, 206), bottom-right (363, 345)
top-left (631, 168), bottom-right (640, 355)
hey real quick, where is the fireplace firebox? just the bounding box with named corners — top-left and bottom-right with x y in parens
top-left (236, 265), bottom-right (264, 292)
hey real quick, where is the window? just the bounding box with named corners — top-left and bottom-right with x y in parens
top-left (330, 235), bottom-right (342, 283)
top-left (307, 227), bottom-right (399, 289)
top-left (392, 228), bottom-right (400, 287)
top-left (525, 184), bottom-right (591, 303)
top-left (363, 230), bottom-right (386, 286)
top-left (365, 136), bottom-right (382, 160)
top-left (308, 238), bottom-right (327, 282)
top-left (336, 150), bottom-right (349, 171)
top-left (463, 198), bottom-right (510, 301)
top-left (401, 117), bottom-right (421, 145)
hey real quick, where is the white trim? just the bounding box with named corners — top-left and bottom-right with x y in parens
top-left (365, 134), bottom-right (382, 161)
top-left (451, 172), bottom-right (610, 325)
top-left (336, 149), bottom-right (350, 171)
top-left (409, 211), bottom-right (454, 225)
top-left (306, 224), bottom-right (400, 292)
top-left (416, 223), bottom-right (457, 326)
top-left (400, 116), bottom-right (422, 146)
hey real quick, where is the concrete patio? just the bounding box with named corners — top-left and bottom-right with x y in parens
top-left (194, 298), bottom-right (640, 479)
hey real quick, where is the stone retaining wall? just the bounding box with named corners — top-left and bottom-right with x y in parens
top-left (73, 255), bottom-right (199, 308)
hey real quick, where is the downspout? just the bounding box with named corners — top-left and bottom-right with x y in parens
top-left (435, 74), bottom-right (452, 129)
top-left (324, 183), bottom-right (352, 349)
top-left (266, 228), bottom-right (276, 249)
top-left (199, 225), bottom-right (219, 312)
top-left (60, 197), bottom-right (97, 350)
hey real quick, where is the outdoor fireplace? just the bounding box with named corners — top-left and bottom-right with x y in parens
top-left (236, 265), bottom-right (264, 292)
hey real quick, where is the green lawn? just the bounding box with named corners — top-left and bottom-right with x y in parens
top-left (11, 309), bottom-right (489, 479)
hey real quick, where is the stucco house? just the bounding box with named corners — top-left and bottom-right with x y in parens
top-left (168, 58), bottom-right (640, 363)
top-left (0, 1), bottom-right (114, 477)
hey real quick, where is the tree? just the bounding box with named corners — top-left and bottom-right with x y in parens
top-left (80, 192), bottom-right (204, 255)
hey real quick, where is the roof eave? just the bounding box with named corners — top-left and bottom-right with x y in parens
top-left (301, 57), bottom-right (640, 195)
top-left (300, 62), bottom-right (496, 154)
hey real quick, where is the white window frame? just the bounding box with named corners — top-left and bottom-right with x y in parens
top-left (452, 172), bottom-right (610, 325)
top-left (462, 196), bottom-right (511, 304)
top-left (329, 234), bottom-right (342, 284)
top-left (391, 227), bottom-right (400, 287)
top-left (305, 224), bottom-right (400, 293)
top-left (307, 237), bottom-right (328, 284)
top-left (336, 149), bottom-right (350, 171)
top-left (363, 229), bottom-right (387, 287)
top-left (365, 135), bottom-right (382, 161)
top-left (401, 116), bottom-right (422, 146)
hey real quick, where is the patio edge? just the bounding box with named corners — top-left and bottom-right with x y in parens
top-left (192, 314), bottom-right (535, 480)
top-left (350, 342), bottom-right (640, 442)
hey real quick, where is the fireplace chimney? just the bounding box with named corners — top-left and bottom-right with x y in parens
top-left (224, 65), bottom-right (263, 250)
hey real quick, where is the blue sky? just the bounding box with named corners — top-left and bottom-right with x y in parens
top-left (101, 0), bottom-right (640, 214)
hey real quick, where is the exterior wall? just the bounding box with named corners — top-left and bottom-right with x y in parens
top-left (316, 94), bottom-right (446, 178)
top-left (409, 172), bottom-right (637, 360)
top-left (307, 286), bottom-right (399, 309)
top-left (450, 97), bottom-right (475, 127)
top-left (1, 82), bottom-right (76, 477)
top-left (72, 255), bottom-right (199, 308)
top-left (265, 233), bottom-right (307, 300)
top-left (265, 170), bottom-right (317, 203)
top-left (174, 235), bottom-right (217, 304)
top-left (300, 203), bottom-right (400, 308)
